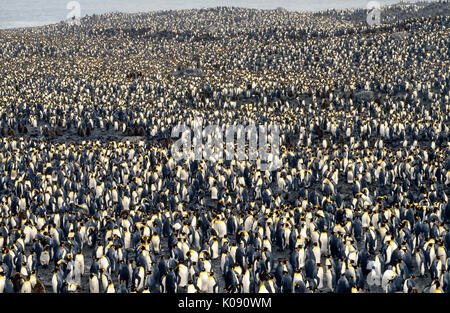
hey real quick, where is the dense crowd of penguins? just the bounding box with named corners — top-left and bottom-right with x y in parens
top-left (0, 2), bottom-right (449, 293)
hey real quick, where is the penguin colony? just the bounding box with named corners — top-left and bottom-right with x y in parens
top-left (0, 2), bottom-right (449, 293)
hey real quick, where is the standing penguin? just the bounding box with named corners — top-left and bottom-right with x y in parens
top-left (89, 273), bottom-right (100, 293)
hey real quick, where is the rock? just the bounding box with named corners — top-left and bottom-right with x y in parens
top-left (354, 90), bottom-right (375, 103)
top-left (173, 68), bottom-right (204, 77)
top-left (392, 31), bottom-right (410, 40)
